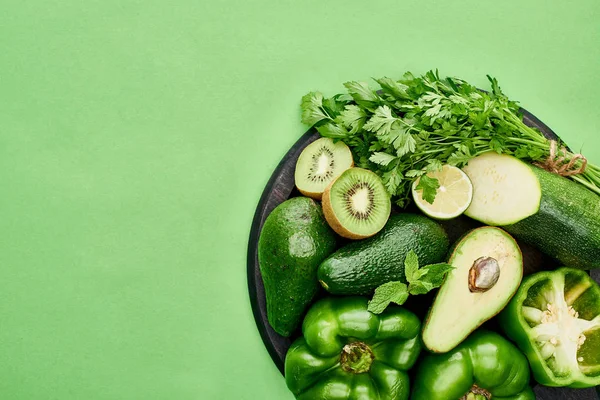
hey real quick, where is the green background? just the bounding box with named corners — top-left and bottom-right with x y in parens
top-left (1, 1), bottom-right (599, 399)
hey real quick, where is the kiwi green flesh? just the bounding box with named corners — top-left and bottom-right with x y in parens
top-left (295, 138), bottom-right (353, 195)
top-left (329, 168), bottom-right (390, 237)
top-left (422, 227), bottom-right (523, 353)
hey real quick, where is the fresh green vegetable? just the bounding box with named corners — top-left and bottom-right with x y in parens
top-left (367, 250), bottom-right (453, 314)
top-left (503, 166), bottom-right (600, 269)
top-left (422, 227), bottom-right (523, 353)
top-left (258, 197), bottom-right (336, 336)
top-left (412, 330), bottom-right (535, 400)
top-left (300, 70), bottom-right (600, 207)
top-left (318, 213), bottom-right (449, 295)
top-left (285, 296), bottom-right (421, 400)
top-left (462, 152), bottom-right (542, 225)
top-left (500, 268), bottom-right (600, 388)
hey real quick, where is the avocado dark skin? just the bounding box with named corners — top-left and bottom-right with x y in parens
top-left (318, 213), bottom-right (449, 295)
top-left (258, 197), bottom-right (337, 337)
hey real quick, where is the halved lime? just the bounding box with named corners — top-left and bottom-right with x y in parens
top-left (412, 165), bottom-right (473, 220)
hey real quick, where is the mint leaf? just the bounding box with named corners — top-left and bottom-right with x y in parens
top-left (368, 281), bottom-right (409, 314)
top-left (403, 250), bottom-right (422, 283)
top-left (369, 152), bottom-right (397, 166)
top-left (415, 175), bottom-right (440, 204)
top-left (420, 263), bottom-right (454, 286)
top-left (408, 280), bottom-right (435, 295)
top-left (301, 92), bottom-right (330, 126)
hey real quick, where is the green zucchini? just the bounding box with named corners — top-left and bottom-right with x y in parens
top-left (503, 166), bottom-right (600, 269)
top-left (462, 152), bottom-right (542, 225)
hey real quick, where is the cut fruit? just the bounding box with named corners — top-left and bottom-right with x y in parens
top-left (500, 268), bottom-right (600, 388)
top-left (322, 168), bottom-right (391, 240)
top-left (295, 137), bottom-right (354, 200)
top-left (422, 227), bottom-right (523, 353)
top-left (412, 165), bottom-right (473, 220)
top-left (462, 152), bottom-right (541, 226)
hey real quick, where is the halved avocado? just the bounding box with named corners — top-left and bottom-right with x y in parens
top-left (422, 227), bottom-right (523, 353)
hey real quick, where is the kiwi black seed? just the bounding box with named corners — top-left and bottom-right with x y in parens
top-left (294, 137), bottom-right (353, 200)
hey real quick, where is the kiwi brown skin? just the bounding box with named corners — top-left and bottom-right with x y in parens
top-left (296, 160), bottom-right (354, 200)
top-left (322, 179), bottom-right (373, 240)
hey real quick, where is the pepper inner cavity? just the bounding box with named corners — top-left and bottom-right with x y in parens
top-left (522, 277), bottom-right (600, 374)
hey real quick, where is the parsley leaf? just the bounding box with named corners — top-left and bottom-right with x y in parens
top-left (370, 152), bottom-right (397, 166)
top-left (301, 92), bottom-right (331, 125)
top-left (338, 105), bottom-right (367, 134)
top-left (300, 71), bottom-right (600, 203)
top-left (415, 175), bottom-right (440, 204)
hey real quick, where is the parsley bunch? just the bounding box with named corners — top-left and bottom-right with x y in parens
top-left (301, 70), bottom-right (600, 206)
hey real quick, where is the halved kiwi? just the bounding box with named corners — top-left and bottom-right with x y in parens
top-left (322, 168), bottom-right (391, 239)
top-left (294, 138), bottom-right (353, 200)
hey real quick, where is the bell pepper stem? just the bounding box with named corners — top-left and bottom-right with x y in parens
top-left (460, 384), bottom-right (492, 400)
top-left (340, 341), bottom-right (375, 374)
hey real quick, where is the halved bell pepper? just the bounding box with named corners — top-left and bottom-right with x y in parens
top-left (500, 267), bottom-right (600, 388)
top-left (412, 330), bottom-right (534, 400)
top-left (284, 296), bottom-right (421, 400)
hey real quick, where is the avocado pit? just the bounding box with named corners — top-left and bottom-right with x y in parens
top-left (469, 256), bottom-right (500, 293)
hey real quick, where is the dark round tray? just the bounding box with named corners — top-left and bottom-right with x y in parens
top-left (247, 108), bottom-right (600, 399)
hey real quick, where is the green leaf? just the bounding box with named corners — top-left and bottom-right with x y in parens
top-left (364, 105), bottom-right (397, 136)
top-left (368, 281), bottom-right (409, 314)
top-left (382, 169), bottom-right (403, 195)
top-left (415, 175), bottom-right (440, 204)
top-left (392, 131), bottom-right (417, 157)
top-left (338, 105), bottom-right (367, 134)
top-left (426, 159), bottom-right (443, 172)
top-left (375, 77), bottom-right (412, 101)
top-left (344, 81), bottom-right (380, 111)
top-left (403, 250), bottom-right (421, 283)
top-left (408, 280), bottom-right (435, 295)
top-left (323, 97), bottom-right (346, 119)
top-left (316, 122), bottom-right (348, 139)
top-left (448, 151), bottom-right (473, 167)
top-left (301, 92), bottom-right (330, 126)
top-left (370, 152), bottom-right (397, 166)
top-left (405, 169), bottom-right (425, 178)
top-left (419, 263), bottom-right (455, 287)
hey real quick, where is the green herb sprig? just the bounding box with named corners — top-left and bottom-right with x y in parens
top-left (301, 70), bottom-right (600, 206)
top-left (367, 250), bottom-right (453, 314)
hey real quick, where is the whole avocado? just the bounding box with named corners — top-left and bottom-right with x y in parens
top-left (318, 213), bottom-right (449, 295)
top-left (258, 197), bottom-right (336, 337)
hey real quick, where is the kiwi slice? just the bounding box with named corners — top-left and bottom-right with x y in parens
top-left (294, 138), bottom-right (353, 200)
top-left (322, 168), bottom-right (391, 239)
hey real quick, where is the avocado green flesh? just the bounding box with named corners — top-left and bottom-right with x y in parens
top-left (422, 227), bottom-right (523, 353)
top-left (503, 166), bottom-right (600, 269)
top-left (258, 197), bottom-right (337, 337)
top-left (317, 213), bottom-right (449, 295)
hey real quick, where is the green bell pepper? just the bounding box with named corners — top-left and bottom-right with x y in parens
top-left (500, 267), bottom-right (600, 388)
top-left (284, 296), bottom-right (421, 400)
top-left (412, 330), bottom-right (534, 400)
